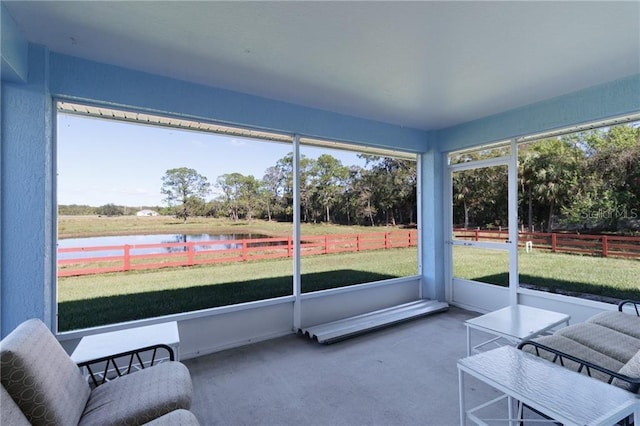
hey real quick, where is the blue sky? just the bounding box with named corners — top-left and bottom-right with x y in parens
top-left (57, 113), bottom-right (367, 207)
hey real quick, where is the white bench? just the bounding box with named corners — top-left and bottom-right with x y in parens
top-left (458, 346), bottom-right (639, 425)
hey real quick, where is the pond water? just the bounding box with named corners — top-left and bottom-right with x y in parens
top-left (57, 233), bottom-right (276, 259)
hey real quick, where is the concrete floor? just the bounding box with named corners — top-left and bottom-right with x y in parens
top-left (184, 307), bottom-right (512, 426)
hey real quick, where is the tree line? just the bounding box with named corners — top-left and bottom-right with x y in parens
top-left (60, 122), bottom-right (638, 235)
top-left (452, 123), bottom-right (639, 234)
top-left (160, 153), bottom-right (417, 226)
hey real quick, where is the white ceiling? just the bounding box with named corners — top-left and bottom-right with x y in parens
top-left (4, 1), bottom-right (640, 130)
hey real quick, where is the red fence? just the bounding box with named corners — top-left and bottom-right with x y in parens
top-left (453, 229), bottom-right (640, 259)
top-left (58, 230), bottom-right (418, 277)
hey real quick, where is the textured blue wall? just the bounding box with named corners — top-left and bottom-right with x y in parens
top-left (1, 3), bottom-right (29, 83)
top-left (1, 45), bottom-right (53, 336)
top-left (49, 53), bottom-right (429, 153)
top-left (435, 74), bottom-right (640, 152)
top-left (420, 148), bottom-right (446, 302)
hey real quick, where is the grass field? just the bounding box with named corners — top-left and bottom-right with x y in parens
top-left (58, 215), bottom-right (406, 239)
top-left (453, 245), bottom-right (639, 300)
top-left (56, 216), bottom-right (639, 331)
top-left (58, 248), bottom-right (419, 331)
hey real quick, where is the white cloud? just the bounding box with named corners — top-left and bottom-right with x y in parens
top-left (229, 138), bottom-right (248, 147)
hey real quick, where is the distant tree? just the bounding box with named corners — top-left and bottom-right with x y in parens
top-left (238, 175), bottom-right (261, 221)
top-left (202, 199), bottom-right (225, 218)
top-left (453, 166), bottom-right (491, 229)
top-left (341, 165), bottom-right (366, 225)
top-left (384, 157), bottom-right (417, 225)
top-left (161, 167), bottom-right (210, 222)
top-left (518, 138), bottom-right (583, 232)
top-left (216, 172), bottom-right (245, 221)
top-left (582, 124), bottom-right (639, 154)
top-left (310, 154), bottom-right (349, 223)
top-left (298, 156), bottom-right (315, 222)
top-left (563, 124), bottom-right (640, 231)
top-left (58, 204), bottom-right (96, 215)
top-left (361, 156), bottom-right (417, 226)
top-left (352, 167), bottom-right (377, 226)
top-left (95, 203), bottom-right (124, 216)
top-left (270, 153), bottom-right (315, 222)
top-left (211, 151), bottom-right (418, 226)
top-left (518, 147), bottom-right (540, 232)
top-left (184, 195), bottom-right (208, 217)
top-left (273, 153), bottom-right (295, 221)
top-left (262, 166), bottom-right (284, 221)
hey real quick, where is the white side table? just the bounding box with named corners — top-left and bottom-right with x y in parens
top-left (71, 321), bottom-right (180, 386)
top-left (465, 305), bottom-right (570, 356)
top-left (458, 346), bottom-right (639, 425)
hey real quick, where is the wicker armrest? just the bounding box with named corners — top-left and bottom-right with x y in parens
top-left (618, 300), bottom-right (640, 316)
top-left (517, 340), bottom-right (640, 393)
top-left (76, 343), bottom-right (175, 387)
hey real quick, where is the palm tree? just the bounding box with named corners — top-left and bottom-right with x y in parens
top-left (527, 138), bottom-right (583, 232)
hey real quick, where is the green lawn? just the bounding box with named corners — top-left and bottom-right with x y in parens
top-left (58, 242), bottom-right (639, 332)
top-left (58, 248), bottom-right (419, 331)
top-left (453, 246), bottom-right (639, 300)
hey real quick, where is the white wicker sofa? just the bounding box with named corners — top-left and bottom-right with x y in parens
top-left (1, 319), bottom-right (199, 425)
top-left (519, 300), bottom-right (640, 394)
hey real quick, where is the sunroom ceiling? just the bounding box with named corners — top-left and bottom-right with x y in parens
top-left (4, 1), bottom-right (640, 130)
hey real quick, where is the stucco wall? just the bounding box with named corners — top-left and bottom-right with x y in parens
top-left (1, 45), bottom-right (53, 336)
top-left (435, 74), bottom-right (640, 152)
top-left (1, 3), bottom-right (28, 82)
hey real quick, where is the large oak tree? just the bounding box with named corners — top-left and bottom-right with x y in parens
top-left (161, 167), bottom-right (210, 222)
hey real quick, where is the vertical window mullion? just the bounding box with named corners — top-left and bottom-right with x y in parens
top-left (292, 135), bottom-right (302, 330)
top-left (508, 139), bottom-right (519, 305)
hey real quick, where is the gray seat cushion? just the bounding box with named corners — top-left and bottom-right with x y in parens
top-left (79, 361), bottom-right (193, 426)
top-left (588, 311), bottom-right (640, 339)
top-left (612, 350), bottom-right (640, 394)
top-left (143, 409), bottom-right (200, 425)
top-left (526, 334), bottom-right (624, 384)
top-left (0, 319), bottom-right (91, 425)
top-left (1, 385), bottom-right (31, 426)
top-left (555, 322), bottom-right (640, 363)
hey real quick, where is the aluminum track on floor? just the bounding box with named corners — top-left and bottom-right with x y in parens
top-left (300, 299), bottom-right (449, 344)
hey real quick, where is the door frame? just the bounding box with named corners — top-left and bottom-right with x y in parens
top-left (444, 140), bottom-right (519, 308)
